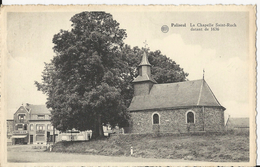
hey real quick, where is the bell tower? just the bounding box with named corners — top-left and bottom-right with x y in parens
top-left (132, 51), bottom-right (157, 96)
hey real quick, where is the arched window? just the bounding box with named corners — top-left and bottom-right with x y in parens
top-left (186, 111), bottom-right (195, 123)
top-left (153, 113), bottom-right (159, 125)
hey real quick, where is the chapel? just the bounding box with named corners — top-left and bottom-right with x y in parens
top-left (128, 51), bottom-right (226, 133)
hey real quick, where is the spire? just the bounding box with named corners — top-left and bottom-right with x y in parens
top-left (132, 50), bottom-right (156, 84)
top-left (139, 52), bottom-right (151, 66)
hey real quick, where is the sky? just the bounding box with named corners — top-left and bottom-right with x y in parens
top-left (5, 10), bottom-right (251, 120)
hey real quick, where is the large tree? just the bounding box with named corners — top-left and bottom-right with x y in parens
top-left (35, 11), bottom-right (188, 138)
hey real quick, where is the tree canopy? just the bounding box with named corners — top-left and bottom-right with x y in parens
top-left (35, 11), bottom-right (188, 138)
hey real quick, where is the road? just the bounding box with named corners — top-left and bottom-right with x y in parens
top-left (6, 145), bottom-right (188, 163)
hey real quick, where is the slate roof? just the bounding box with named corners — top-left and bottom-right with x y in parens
top-left (132, 74), bottom-right (157, 83)
top-left (226, 118), bottom-right (249, 128)
top-left (26, 104), bottom-right (50, 115)
top-left (138, 52), bottom-right (151, 66)
top-left (128, 79), bottom-right (225, 111)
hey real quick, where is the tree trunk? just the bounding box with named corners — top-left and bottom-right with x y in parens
top-left (98, 114), bottom-right (104, 137)
top-left (92, 116), bottom-right (98, 139)
top-left (91, 114), bottom-right (104, 139)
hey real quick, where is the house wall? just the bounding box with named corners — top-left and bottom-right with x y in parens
top-left (29, 121), bottom-right (57, 145)
top-left (130, 107), bottom-right (224, 133)
top-left (13, 107), bottom-right (30, 144)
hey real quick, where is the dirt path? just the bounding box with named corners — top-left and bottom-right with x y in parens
top-left (7, 145), bottom-right (188, 163)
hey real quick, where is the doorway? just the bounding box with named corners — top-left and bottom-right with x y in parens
top-left (30, 135), bottom-right (33, 144)
top-left (15, 138), bottom-right (24, 145)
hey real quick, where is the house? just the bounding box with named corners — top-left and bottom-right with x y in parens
top-left (226, 117), bottom-right (249, 133)
top-left (9, 103), bottom-right (92, 145)
top-left (26, 104), bottom-right (58, 145)
top-left (10, 103), bottom-right (59, 145)
top-left (128, 51), bottom-right (226, 134)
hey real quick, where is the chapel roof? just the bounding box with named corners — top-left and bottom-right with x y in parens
top-left (128, 79), bottom-right (225, 111)
top-left (132, 74), bottom-right (157, 83)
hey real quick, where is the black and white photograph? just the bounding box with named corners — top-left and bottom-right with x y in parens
top-left (0, 5), bottom-right (256, 166)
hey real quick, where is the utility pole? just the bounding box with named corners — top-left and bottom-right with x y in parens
top-left (53, 127), bottom-right (55, 144)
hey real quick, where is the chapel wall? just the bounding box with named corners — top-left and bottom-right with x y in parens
top-left (130, 107), bottom-right (205, 134)
top-left (204, 107), bottom-right (225, 131)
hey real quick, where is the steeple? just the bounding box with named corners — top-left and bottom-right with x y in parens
top-left (132, 51), bottom-right (156, 84)
top-left (132, 51), bottom-right (156, 96)
top-left (139, 51), bottom-right (151, 66)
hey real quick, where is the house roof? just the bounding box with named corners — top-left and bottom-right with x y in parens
top-left (26, 104), bottom-right (50, 115)
top-left (128, 79), bottom-right (224, 111)
top-left (226, 118), bottom-right (249, 128)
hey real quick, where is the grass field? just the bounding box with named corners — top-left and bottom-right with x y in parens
top-left (52, 132), bottom-right (249, 162)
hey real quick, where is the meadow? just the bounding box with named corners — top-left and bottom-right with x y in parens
top-left (52, 132), bottom-right (249, 162)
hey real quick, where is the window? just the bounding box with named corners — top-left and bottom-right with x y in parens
top-left (152, 113), bottom-right (159, 125)
top-left (17, 124), bottom-right (23, 130)
top-left (47, 124), bottom-right (53, 130)
top-left (36, 135), bottom-right (44, 141)
top-left (18, 114), bottom-right (26, 122)
top-left (24, 124), bottom-right (27, 130)
top-left (37, 115), bottom-right (45, 119)
top-left (186, 111), bottom-right (195, 123)
top-left (30, 124), bottom-right (34, 131)
top-left (36, 124), bottom-right (45, 131)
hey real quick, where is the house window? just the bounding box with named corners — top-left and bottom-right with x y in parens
top-left (186, 111), bottom-right (195, 123)
top-left (24, 124), bottom-right (27, 130)
top-left (36, 135), bottom-right (45, 141)
top-left (30, 124), bottom-right (34, 131)
top-left (47, 124), bottom-right (53, 130)
top-left (18, 114), bottom-right (26, 122)
top-left (152, 113), bottom-right (160, 125)
top-left (37, 115), bottom-right (45, 119)
top-left (17, 124), bottom-right (23, 130)
top-left (36, 124), bottom-right (45, 131)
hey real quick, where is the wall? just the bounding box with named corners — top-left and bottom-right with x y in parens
top-left (7, 120), bottom-right (14, 145)
top-left (204, 107), bottom-right (225, 131)
top-left (28, 121), bottom-right (55, 144)
top-left (131, 107), bottom-right (224, 133)
top-left (134, 82), bottom-right (153, 96)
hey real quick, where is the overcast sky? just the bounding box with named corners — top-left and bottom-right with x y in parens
top-left (5, 10), bottom-right (251, 120)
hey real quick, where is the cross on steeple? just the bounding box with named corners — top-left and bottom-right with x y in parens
top-left (143, 40), bottom-right (148, 49)
top-left (203, 68), bottom-right (205, 80)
